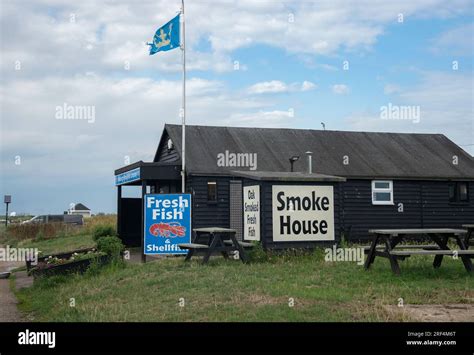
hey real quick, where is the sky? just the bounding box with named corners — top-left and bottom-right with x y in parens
top-left (0, 0), bottom-right (473, 215)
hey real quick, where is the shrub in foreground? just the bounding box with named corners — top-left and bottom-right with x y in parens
top-left (92, 225), bottom-right (116, 241)
top-left (247, 242), bottom-right (269, 263)
top-left (96, 236), bottom-right (124, 258)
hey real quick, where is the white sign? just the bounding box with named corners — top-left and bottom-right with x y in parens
top-left (272, 185), bottom-right (335, 242)
top-left (243, 185), bottom-right (260, 241)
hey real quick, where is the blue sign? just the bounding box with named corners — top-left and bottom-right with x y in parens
top-left (115, 168), bottom-right (140, 185)
top-left (144, 194), bottom-right (191, 255)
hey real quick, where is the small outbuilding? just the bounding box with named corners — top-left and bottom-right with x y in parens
top-left (68, 203), bottom-right (92, 218)
top-left (115, 124), bottom-right (474, 250)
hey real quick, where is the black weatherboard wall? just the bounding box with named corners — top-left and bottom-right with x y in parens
top-left (342, 180), bottom-right (474, 240)
top-left (186, 176), bottom-right (474, 244)
top-left (131, 123), bottom-right (474, 247)
top-left (187, 175), bottom-right (233, 230)
top-left (421, 181), bottom-right (473, 227)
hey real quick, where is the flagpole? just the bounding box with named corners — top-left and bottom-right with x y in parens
top-left (181, 0), bottom-right (186, 193)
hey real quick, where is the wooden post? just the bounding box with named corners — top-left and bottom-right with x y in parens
top-left (117, 185), bottom-right (122, 238)
top-left (141, 180), bottom-right (147, 263)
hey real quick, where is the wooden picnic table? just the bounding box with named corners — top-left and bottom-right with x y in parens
top-left (178, 227), bottom-right (250, 264)
top-left (364, 228), bottom-right (472, 275)
top-left (462, 224), bottom-right (474, 246)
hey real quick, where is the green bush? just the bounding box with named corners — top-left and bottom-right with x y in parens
top-left (96, 236), bottom-right (124, 258)
top-left (92, 225), bottom-right (116, 241)
top-left (247, 242), bottom-right (269, 263)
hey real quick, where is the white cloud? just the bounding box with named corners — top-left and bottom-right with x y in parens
top-left (227, 110), bottom-right (294, 127)
top-left (201, 0), bottom-right (471, 55)
top-left (332, 84), bottom-right (350, 95)
top-left (247, 80), bottom-right (316, 94)
top-left (301, 81), bottom-right (317, 91)
top-left (345, 71), bottom-right (474, 155)
top-left (297, 55), bottom-right (339, 71)
top-left (0, 74), bottom-right (270, 181)
top-left (430, 22), bottom-right (474, 55)
top-left (247, 80), bottom-right (288, 94)
top-left (1, 0), bottom-right (471, 79)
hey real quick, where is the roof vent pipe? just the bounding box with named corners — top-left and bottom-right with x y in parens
top-left (306, 151), bottom-right (313, 174)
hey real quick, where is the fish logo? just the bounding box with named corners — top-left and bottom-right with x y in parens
top-left (149, 222), bottom-right (186, 238)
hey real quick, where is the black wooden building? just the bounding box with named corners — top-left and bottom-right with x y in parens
top-left (115, 124), bottom-right (474, 249)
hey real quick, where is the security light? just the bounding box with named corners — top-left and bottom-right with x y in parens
top-left (289, 155), bottom-right (300, 172)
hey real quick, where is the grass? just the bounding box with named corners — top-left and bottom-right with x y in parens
top-left (17, 233), bottom-right (95, 256)
top-left (14, 250), bottom-right (473, 322)
top-left (6, 218), bottom-right (472, 322)
top-left (0, 215), bottom-right (115, 255)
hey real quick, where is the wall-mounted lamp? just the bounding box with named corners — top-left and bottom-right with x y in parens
top-left (289, 155), bottom-right (300, 172)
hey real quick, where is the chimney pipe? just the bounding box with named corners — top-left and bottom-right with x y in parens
top-left (305, 151), bottom-right (313, 174)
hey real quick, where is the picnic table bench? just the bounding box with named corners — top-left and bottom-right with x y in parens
top-left (364, 228), bottom-right (473, 275)
top-left (178, 227), bottom-right (250, 264)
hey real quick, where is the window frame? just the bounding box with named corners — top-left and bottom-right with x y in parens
top-left (459, 182), bottom-right (469, 202)
top-left (207, 181), bottom-right (218, 203)
top-left (449, 182), bottom-right (469, 204)
top-left (371, 180), bottom-right (394, 205)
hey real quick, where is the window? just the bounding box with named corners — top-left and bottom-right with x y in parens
top-left (49, 215), bottom-right (63, 223)
top-left (449, 182), bottom-right (469, 203)
top-left (371, 180), bottom-right (393, 205)
top-left (207, 181), bottom-right (217, 202)
top-left (460, 183), bottom-right (469, 202)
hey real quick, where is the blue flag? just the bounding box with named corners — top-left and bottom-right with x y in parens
top-left (149, 14), bottom-right (180, 55)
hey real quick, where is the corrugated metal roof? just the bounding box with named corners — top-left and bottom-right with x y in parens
top-left (160, 124), bottom-right (474, 179)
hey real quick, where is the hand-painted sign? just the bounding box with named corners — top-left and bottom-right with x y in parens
top-left (115, 167), bottom-right (140, 185)
top-left (272, 185), bottom-right (334, 241)
top-left (144, 194), bottom-right (191, 255)
top-left (243, 185), bottom-right (260, 241)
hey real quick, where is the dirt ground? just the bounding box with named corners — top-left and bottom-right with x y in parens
top-left (0, 256), bottom-right (26, 322)
top-left (384, 304), bottom-right (474, 322)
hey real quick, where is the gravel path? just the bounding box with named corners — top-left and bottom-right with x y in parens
top-left (0, 245), bottom-right (25, 322)
top-left (0, 278), bottom-right (23, 322)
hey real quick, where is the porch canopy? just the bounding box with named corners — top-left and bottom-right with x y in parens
top-left (114, 161), bottom-right (181, 254)
top-left (114, 161), bottom-right (181, 186)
